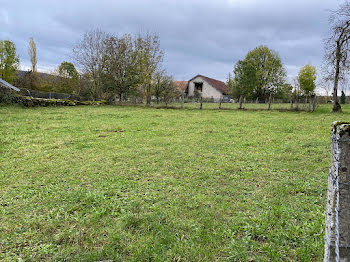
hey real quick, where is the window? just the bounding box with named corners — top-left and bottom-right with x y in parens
top-left (194, 82), bottom-right (203, 92)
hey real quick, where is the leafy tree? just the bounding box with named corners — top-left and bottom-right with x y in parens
top-left (341, 90), bottom-right (346, 104)
top-left (298, 64), bottom-right (317, 111)
top-left (151, 70), bottom-right (178, 106)
top-left (0, 40), bottom-right (19, 84)
top-left (103, 34), bottom-right (139, 102)
top-left (162, 76), bottom-right (178, 107)
top-left (275, 83), bottom-right (293, 101)
top-left (232, 59), bottom-right (257, 109)
top-left (245, 45), bottom-right (286, 102)
top-left (55, 61), bottom-right (80, 94)
top-left (58, 61), bottom-right (79, 79)
top-left (298, 64), bottom-right (316, 96)
top-left (134, 33), bottom-right (163, 104)
top-left (153, 70), bottom-right (166, 104)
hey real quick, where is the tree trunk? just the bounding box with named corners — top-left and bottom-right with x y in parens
top-left (268, 93), bottom-right (272, 110)
top-left (145, 84), bottom-right (151, 105)
top-left (333, 43), bottom-right (343, 112)
top-left (181, 94), bottom-right (184, 109)
top-left (308, 95), bottom-right (316, 112)
top-left (146, 92), bottom-right (151, 105)
top-left (200, 96), bottom-right (203, 110)
top-left (290, 94), bottom-right (293, 109)
top-left (296, 95), bottom-right (299, 110)
top-left (308, 95), bottom-right (312, 112)
top-left (239, 95), bottom-right (243, 109)
top-left (219, 97), bottom-right (222, 109)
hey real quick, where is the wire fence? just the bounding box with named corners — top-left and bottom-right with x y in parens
top-left (113, 100), bottom-right (318, 112)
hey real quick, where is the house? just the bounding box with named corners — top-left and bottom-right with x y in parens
top-left (186, 75), bottom-right (229, 102)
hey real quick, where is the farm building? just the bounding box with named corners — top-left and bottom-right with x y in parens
top-left (186, 75), bottom-right (229, 102)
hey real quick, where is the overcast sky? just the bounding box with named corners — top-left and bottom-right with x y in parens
top-left (0, 0), bottom-right (343, 83)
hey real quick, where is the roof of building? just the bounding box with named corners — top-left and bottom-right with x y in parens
top-left (189, 75), bottom-right (228, 94)
top-left (0, 78), bottom-right (20, 92)
top-left (175, 81), bottom-right (188, 92)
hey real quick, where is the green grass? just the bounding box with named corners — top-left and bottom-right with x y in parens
top-left (0, 104), bottom-right (349, 261)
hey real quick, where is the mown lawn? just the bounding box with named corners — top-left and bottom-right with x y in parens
top-left (0, 104), bottom-right (349, 261)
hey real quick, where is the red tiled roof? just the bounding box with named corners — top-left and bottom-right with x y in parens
top-left (175, 81), bottom-right (188, 92)
top-left (189, 75), bottom-right (228, 94)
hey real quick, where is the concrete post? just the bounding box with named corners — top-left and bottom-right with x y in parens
top-left (325, 122), bottom-right (350, 261)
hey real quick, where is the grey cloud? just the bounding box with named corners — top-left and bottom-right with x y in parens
top-left (1, 0), bottom-right (337, 81)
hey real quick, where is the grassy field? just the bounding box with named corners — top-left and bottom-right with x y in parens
top-left (0, 104), bottom-right (349, 261)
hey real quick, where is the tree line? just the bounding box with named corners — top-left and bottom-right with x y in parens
top-left (228, 1), bottom-right (350, 112)
top-left (227, 45), bottom-right (317, 111)
top-left (0, 30), bottom-right (180, 104)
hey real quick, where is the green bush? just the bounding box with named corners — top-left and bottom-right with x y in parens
top-left (341, 91), bottom-right (346, 104)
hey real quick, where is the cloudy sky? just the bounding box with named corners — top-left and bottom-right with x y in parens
top-left (0, 0), bottom-right (342, 83)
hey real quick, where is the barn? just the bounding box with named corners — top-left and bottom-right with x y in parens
top-left (186, 75), bottom-right (229, 102)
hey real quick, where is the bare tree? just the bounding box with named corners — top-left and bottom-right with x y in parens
top-left (28, 37), bottom-right (37, 72)
top-left (73, 29), bottom-right (109, 100)
top-left (324, 1), bottom-right (350, 112)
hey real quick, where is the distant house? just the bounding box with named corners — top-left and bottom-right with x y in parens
top-left (186, 75), bottom-right (228, 102)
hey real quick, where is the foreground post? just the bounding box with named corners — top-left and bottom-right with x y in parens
top-left (324, 122), bottom-right (350, 261)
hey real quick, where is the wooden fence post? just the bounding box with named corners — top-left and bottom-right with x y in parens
top-left (324, 121), bottom-right (350, 261)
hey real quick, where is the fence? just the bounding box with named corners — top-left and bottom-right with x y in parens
top-left (324, 121), bottom-right (350, 261)
top-left (123, 99), bottom-right (317, 111)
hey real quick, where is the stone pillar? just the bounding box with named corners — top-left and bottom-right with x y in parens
top-left (325, 122), bottom-right (350, 261)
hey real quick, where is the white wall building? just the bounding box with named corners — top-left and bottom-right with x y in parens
top-left (186, 75), bottom-right (228, 102)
